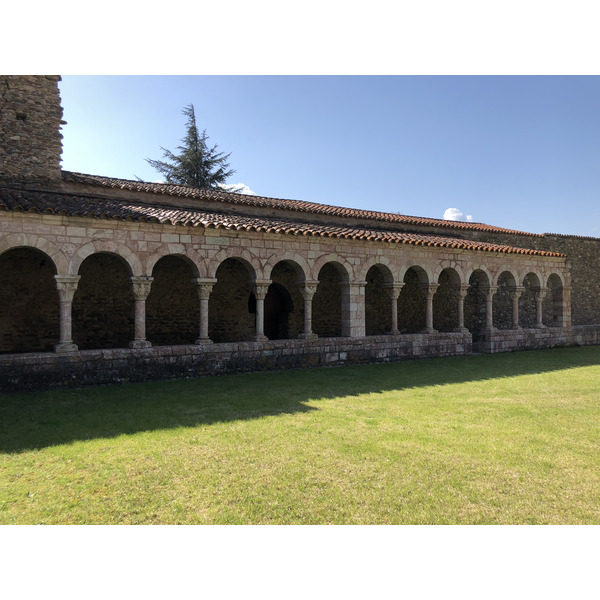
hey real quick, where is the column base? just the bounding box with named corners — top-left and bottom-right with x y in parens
top-left (534, 324), bottom-right (546, 329)
top-left (299, 332), bottom-right (318, 340)
top-left (387, 329), bottom-right (400, 335)
top-left (129, 340), bottom-right (152, 349)
top-left (453, 326), bottom-right (469, 333)
top-left (54, 342), bottom-right (78, 353)
top-left (254, 334), bottom-right (269, 342)
top-left (194, 338), bottom-right (213, 345)
top-left (420, 328), bottom-right (437, 334)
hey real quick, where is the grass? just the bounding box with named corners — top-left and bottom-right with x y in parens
top-left (1, 346), bottom-right (599, 524)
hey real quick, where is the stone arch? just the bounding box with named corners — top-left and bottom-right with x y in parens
top-left (520, 271), bottom-right (542, 328)
top-left (207, 247), bottom-right (263, 281)
top-left (365, 263), bottom-right (394, 335)
top-left (464, 264), bottom-right (493, 287)
top-left (464, 268), bottom-right (491, 339)
top-left (265, 252), bottom-right (309, 284)
top-left (0, 233), bottom-right (68, 275)
top-left (357, 257), bottom-right (399, 285)
top-left (433, 267), bottom-right (462, 332)
top-left (545, 273), bottom-right (565, 327)
top-left (397, 265), bottom-right (429, 333)
top-left (146, 254), bottom-right (200, 345)
top-left (72, 251), bottom-right (135, 349)
top-left (69, 240), bottom-right (141, 277)
top-left (209, 257), bottom-right (258, 343)
top-left (311, 253), bottom-right (354, 282)
top-left (145, 247), bottom-right (203, 278)
top-left (398, 263), bottom-right (432, 286)
top-left (312, 260), bottom-right (351, 338)
top-left (267, 259), bottom-right (306, 339)
top-left (432, 262), bottom-right (466, 286)
top-left (0, 246), bottom-right (60, 353)
top-left (493, 270), bottom-right (519, 330)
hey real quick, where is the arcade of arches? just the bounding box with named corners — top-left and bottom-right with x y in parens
top-left (0, 245), bottom-right (570, 355)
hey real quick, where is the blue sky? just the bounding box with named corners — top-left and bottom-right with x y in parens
top-left (58, 75), bottom-right (600, 238)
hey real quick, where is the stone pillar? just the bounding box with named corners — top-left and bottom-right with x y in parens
top-left (299, 280), bottom-right (319, 340)
top-left (194, 278), bottom-right (217, 344)
top-left (511, 287), bottom-right (524, 330)
top-left (384, 283), bottom-right (404, 334)
top-left (343, 281), bottom-right (367, 337)
top-left (54, 275), bottom-right (80, 353)
top-left (454, 284), bottom-right (470, 333)
top-left (421, 283), bottom-right (438, 333)
top-left (253, 280), bottom-right (271, 342)
top-left (534, 288), bottom-right (547, 328)
top-left (129, 276), bottom-right (153, 349)
top-left (485, 286), bottom-right (497, 330)
top-left (560, 286), bottom-right (572, 328)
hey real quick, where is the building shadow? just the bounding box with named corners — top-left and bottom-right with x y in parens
top-left (0, 346), bottom-right (598, 453)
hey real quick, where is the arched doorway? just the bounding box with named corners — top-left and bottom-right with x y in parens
top-left (0, 247), bottom-right (59, 353)
top-left (264, 283), bottom-right (294, 340)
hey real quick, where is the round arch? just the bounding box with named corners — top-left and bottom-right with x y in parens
top-left (0, 233), bottom-right (67, 274)
top-left (69, 241), bottom-right (141, 277)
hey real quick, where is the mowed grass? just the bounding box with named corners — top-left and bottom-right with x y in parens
top-left (1, 346), bottom-right (599, 524)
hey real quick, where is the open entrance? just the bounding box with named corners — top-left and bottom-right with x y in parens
top-left (0, 247), bottom-right (59, 353)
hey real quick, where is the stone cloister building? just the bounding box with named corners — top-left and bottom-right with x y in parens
top-left (1, 76), bottom-right (599, 391)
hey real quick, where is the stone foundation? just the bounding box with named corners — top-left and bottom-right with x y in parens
top-left (1, 326), bottom-right (598, 394)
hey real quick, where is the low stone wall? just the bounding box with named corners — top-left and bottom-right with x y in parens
top-left (0, 332), bottom-right (471, 393)
top-left (1, 326), bottom-right (598, 394)
top-left (478, 325), bottom-right (600, 354)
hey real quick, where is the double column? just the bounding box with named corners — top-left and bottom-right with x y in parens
top-left (194, 278), bottom-right (217, 344)
top-left (384, 282), bottom-right (404, 334)
top-left (421, 283), bottom-right (438, 334)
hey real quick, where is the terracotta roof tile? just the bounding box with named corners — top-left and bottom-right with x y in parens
top-left (0, 186), bottom-right (565, 257)
top-left (61, 171), bottom-right (544, 237)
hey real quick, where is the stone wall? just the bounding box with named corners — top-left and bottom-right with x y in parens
top-left (0, 76), bottom-right (63, 183)
top-left (0, 332), bottom-right (472, 393)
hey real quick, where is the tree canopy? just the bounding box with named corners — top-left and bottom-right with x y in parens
top-left (146, 104), bottom-right (238, 190)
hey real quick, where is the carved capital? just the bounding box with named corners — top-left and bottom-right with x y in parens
top-left (384, 282), bottom-right (404, 301)
top-left (510, 286), bottom-right (525, 301)
top-left (421, 283), bottom-right (439, 298)
top-left (456, 284), bottom-right (470, 299)
top-left (130, 276), bottom-right (154, 301)
top-left (54, 275), bottom-right (80, 302)
top-left (192, 278), bottom-right (217, 300)
top-left (254, 280), bottom-right (271, 301)
top-left (301, 280), bottom-right (319, 301)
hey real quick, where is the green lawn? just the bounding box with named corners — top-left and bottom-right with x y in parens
top-left (1, 346), bottom-right (599, 524)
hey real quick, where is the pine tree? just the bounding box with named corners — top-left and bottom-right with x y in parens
top-left (146, 104), bottom-right (238, 190)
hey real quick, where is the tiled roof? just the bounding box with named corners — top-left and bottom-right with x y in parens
top-left (61, 171), bottom-right (545, 237)
top-left (0, 186), bottom-right (565, 257)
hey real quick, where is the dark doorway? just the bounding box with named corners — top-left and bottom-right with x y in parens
top-left (264, 283), bottom-right (293, 340)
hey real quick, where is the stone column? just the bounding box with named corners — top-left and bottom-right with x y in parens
top-left (384, 283), bottom-right (404, 334)
top-left (560, 286), bottom-right (572, 328)
top-left (343, 281), bottom-right (367, 337)
top-left (129, 276), bottom-right (153, 349)
top-left (253, 280), bottom-right (271, 342)
top-left (454, 284), bottom-right (470, 333)
top-left (421, 283), bottom-right (438, 333)
top-left (485, 286), bottom-right (497, 330)
top-left (534, 288), bottom-right (547, 328)
top-left (299, 280), bottom-right (319, 340)
top-left (54, 275), bottom-right (80, 353)
top-left (194, 278), bottom-right (217, 344)
top-left (511, 286), bottom-right (524, 330)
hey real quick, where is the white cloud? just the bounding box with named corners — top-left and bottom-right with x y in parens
top-left (218, 182), bottom-right (257, 196)
top-left (443, 207), bottom-right (473, 222)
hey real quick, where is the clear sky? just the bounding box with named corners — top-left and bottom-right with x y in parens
top-left (58, 75), bottom-right (600, 238)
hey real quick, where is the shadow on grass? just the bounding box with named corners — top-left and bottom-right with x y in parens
top-left (1, 346), bottom-right (599, 453)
